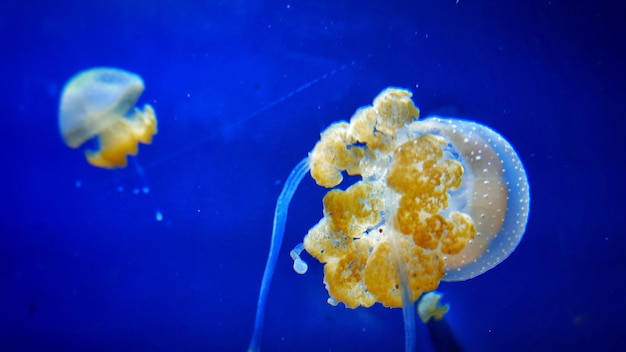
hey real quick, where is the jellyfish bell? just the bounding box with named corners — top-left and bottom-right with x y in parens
top-left (406, 117), bottom-right (530, 281)
top-left (58, 67), bottom-right (157, 168)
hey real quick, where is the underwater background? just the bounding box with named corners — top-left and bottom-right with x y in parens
top-left (1, 0), bottom-right (624, 351)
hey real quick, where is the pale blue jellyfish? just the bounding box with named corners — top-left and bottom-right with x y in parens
top-left (59, 67), bottom-right (157, 169)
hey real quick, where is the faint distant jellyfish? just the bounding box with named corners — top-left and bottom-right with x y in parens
top-left (248, 87), bottom-right (530, 351)
top-left (58, 67), bottom-right (157, 168)
top-left (59, 67), bottom-right (162, 221)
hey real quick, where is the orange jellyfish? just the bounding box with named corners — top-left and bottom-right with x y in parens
top-left (248, 87), bottom-right (530, 351)
top-left (58, 67), bottom-right (157, 168)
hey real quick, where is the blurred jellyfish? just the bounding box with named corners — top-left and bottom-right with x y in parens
top-left (59, 67), bottom-right (162, 220)
top-left (59, 67), bottom-right (157, 168)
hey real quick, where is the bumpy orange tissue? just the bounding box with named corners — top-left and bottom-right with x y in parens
top-left (304, 88), bottom-right (476, 308)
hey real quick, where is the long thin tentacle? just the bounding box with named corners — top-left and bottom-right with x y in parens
top-left (248, 157), bottom-right (310, 352)
top-left (402, 292), bottom-right (417, 352)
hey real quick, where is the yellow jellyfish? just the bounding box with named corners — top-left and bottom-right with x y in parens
top-left (58, 67), bottom-right (157, 168)
top-left (248, 87), bottom-right (530, 351)
top-left (417, 291), bottom-right (449, 323)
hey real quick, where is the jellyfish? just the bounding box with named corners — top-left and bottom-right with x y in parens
top-left (58, 67), bottom-right (157, 169)
top-left (248, 87), bottom-right (529, 351)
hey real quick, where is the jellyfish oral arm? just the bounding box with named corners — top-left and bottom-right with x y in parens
top-left (248, 157), bottom-right (311, 352)
top-left (85, 104), bottom-right (157, 168)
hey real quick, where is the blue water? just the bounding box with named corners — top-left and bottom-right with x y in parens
top-left (1, 0), bottom-right (624, 351)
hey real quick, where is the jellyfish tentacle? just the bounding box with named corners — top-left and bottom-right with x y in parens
top-left (290, 242), bottom-right (308, 274)
top-left (138, 63), bottom-right (355, 171)
top-left (130, 157), bottom-right (163, 222)
top-left (248, 157), bottom-right (311, 352)
top-left (227, 62), bottom-right (354, 135)
top-left (390, 217), bottom-right (433, 352)
top-left (402, 297), bottom-right (417, 352)
top-left (395, 240), bottom-right (417, 352)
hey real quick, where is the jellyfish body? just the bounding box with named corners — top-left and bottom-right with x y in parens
top-left (58, 67), bottom-right (157, 168)
top-left (249, 87), bottom-right (529, 351)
